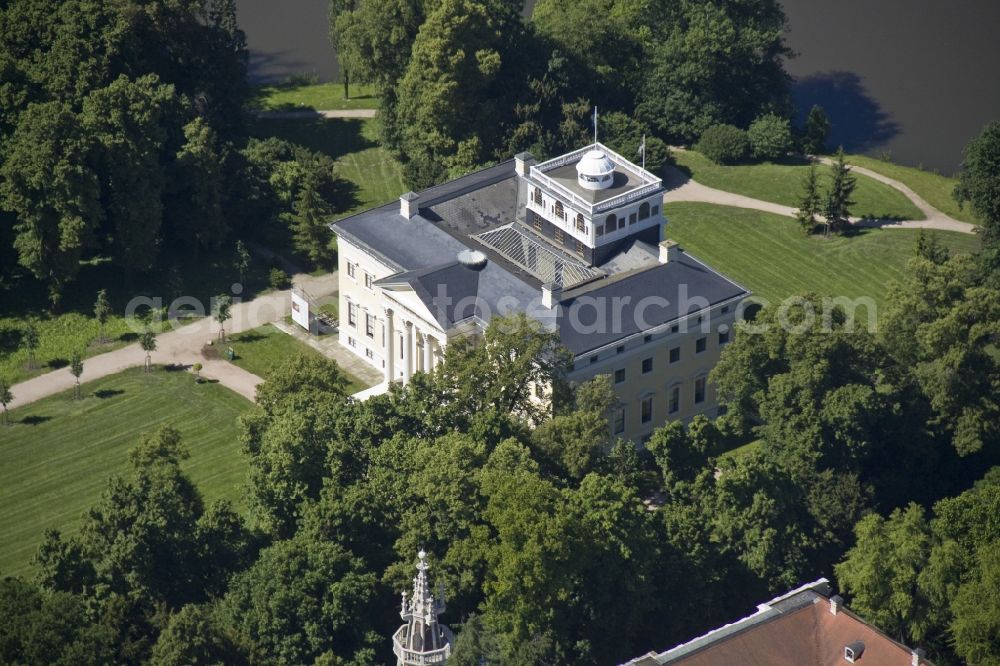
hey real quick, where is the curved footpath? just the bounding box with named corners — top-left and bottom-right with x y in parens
top-left (6, 272), bottom-right (339, 411)
top-left (663, 150), bottom-right (978, 235)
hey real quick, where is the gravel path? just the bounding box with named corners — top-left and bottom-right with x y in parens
top-left (7, 272), bottom-right (339, 410)
top-left (663, 150), bottom-right (978, 235)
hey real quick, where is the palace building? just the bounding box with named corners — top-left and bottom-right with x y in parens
top-left (331, 143), bottom-right (750, 442)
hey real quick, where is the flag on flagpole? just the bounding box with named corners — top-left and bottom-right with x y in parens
top-left (592, 106), bottom-right (598, 143)
top-left (638, 134), bottom-right (646, 170)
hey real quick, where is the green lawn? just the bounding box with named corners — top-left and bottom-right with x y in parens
top-left (843, 153), bottom-right (982, 225)
top-left (674, 150), bottom-right (925, 221)
top-left (0, 367), bottom-right (251, 577)
top-left (249, 117), bottom-right (405, 218)
top-left (664, 202), bottom-right (981, 311)
top-left (248, 82), bottom-right (378, 111)
top-left (228, 323), bottom-right (368, 393)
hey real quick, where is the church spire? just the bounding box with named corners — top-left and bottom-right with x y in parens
top-left (393, 550), bottom-right (454, 665)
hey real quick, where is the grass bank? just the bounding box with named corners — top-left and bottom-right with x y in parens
top-left (249, 81), bottom-right (378, 112)
top-left (674, 150), bottom-right (925, 221)
top-left (843, 154), bottom-right (981, 225)
top-left (0, 367), bottom-right (251, 577)
top-left (227, 323), bottom-right (368, 394)
top-left (664, 202), bottom-right (980, 311)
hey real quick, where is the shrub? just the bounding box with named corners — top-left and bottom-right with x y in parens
top-left (748, 113), bottom-right (793, 161)
top-left (695, 124), bottom-right (749, 165)
top-left (268, 268), bottom-right (291, 290)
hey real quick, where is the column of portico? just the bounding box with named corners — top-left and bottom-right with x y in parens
top-left (422, 332), bottom-right (433, 373)
top-left (383, 307), bottom-right (395, 383)
top-left (402, 320), bottom-right (413, 382)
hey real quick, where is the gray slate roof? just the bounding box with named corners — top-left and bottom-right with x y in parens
top-left (331, 161), bottom-right (749, 356)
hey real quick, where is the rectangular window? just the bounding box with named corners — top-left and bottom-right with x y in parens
top-left (364, 272), bottom-right (373, 289)
top-left (555, 228), bottom-right (565, 244)
top-left (618, 217), bottom-right (626, 230)
top-left (644, 334), bottom-right (652, 344)
top-left (576, 214), bottom-right (585, 232)
top-left (696, 337), bottom-right (707, 354)
top-left (721, 305), bottom-right (730, 314)
top-left (669, 386), bottom-right (680, 414)
top-left (365, 313), bottom-right (375, 338)
top-left (347, 262), bottom-right (356, 279)
top-left (590, 355), bottom-right (598, 365)
top-left (652, 205), bottom-right (659, 215)
top-left (616, 345), bottom-right (625, 354)
top-left (629, 212), bottom-right (637, 225)
top-left (695, 377), bottom-right (706, 404)
top-left (365, 347), bottom-right (374, 359)
top-left (348, 302), bottom-right (357, 327)
top-left (670, 324), bottom-right (679, 334)
top-left (614, 368), bottom-right (625, 384)
top-left (669, 346), bottom-right (680, 363)
top-left (575, 240), bottom-right (585, 256)
top-left (641, 396), bottom-right (653, 423)
top-left (348, 336), bottom-right (356, 348)
top-left (596, 224), bottom-right (605, 237)
top-left (613, 407), bottom-right (625, 434)
top-left (642, 357), bottom-right (653, 374)
top-left (719, 329), bottom-right (731, 345)
top-left (531, 211), bottom-right (542, 231)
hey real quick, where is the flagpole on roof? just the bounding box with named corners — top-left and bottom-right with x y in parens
top-left (593, 106), bottom-right (598, 144)
top-left (640, 133), bottom-right (646, 171)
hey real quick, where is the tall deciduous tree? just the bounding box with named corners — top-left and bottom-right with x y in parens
top-left (221, 534), bottom-right (379, 665)
top-left (395, 0), bottom-right (526, 187)
top-left (328, 0), bottom-right (360, 99)
top-left (955, 120), bottom-right (1000, 273)
top-left (0, 102), bottom-right (103, 305)
top-left (167, 118), bottom-right (227, 252)
top-left (81, 74), bottom-right (181, 273)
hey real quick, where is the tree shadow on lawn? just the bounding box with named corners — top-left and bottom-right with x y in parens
top-left (249, 117), bottom-right (374, 161)
top-left (47, 358), bottom-right (68, 370)
top-left (0, 328), bottom-right (21, 355)
top-left (20, 415), bottom-right (52, 426)
top-left (231, 332), bottom-right (268, 344)
top-left (93, 388), bottom-right (125, 399)
top-left (793, 71), bottom-right (900, 153)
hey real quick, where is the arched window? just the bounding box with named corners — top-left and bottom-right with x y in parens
top-left (605, 214), bottom-right (617, 232)
top-left (576, 213), bottom-right (585, 232)
top-left (638, 201), bottom-right (651, 220)
top-left (533, 187), bottom-right (542, 205)
top-left (554, 200), bottom-right (564, 219)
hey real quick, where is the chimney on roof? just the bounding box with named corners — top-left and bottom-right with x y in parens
top-left (541, 282), bottom-right (562, 309)
top-left (400, 191), bottom-right (419, 219)
top-left (515, 151), bottom-right (535, 177)
top-left (659, 239), bottom-right (680, 264)
top-left (911, 648), bottom-right (926, 666)
top-left (829, 595), bottom-right (844, 615)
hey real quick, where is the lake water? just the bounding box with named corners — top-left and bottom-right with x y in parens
top-left (236, 0), bottom-right (1000, 174)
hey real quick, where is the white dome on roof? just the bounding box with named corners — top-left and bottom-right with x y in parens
top-left (576, 149), bottom-right (616, 191)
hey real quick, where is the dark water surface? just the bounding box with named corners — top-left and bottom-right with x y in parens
top-left (237, 0), bottom-right (1000, 173)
